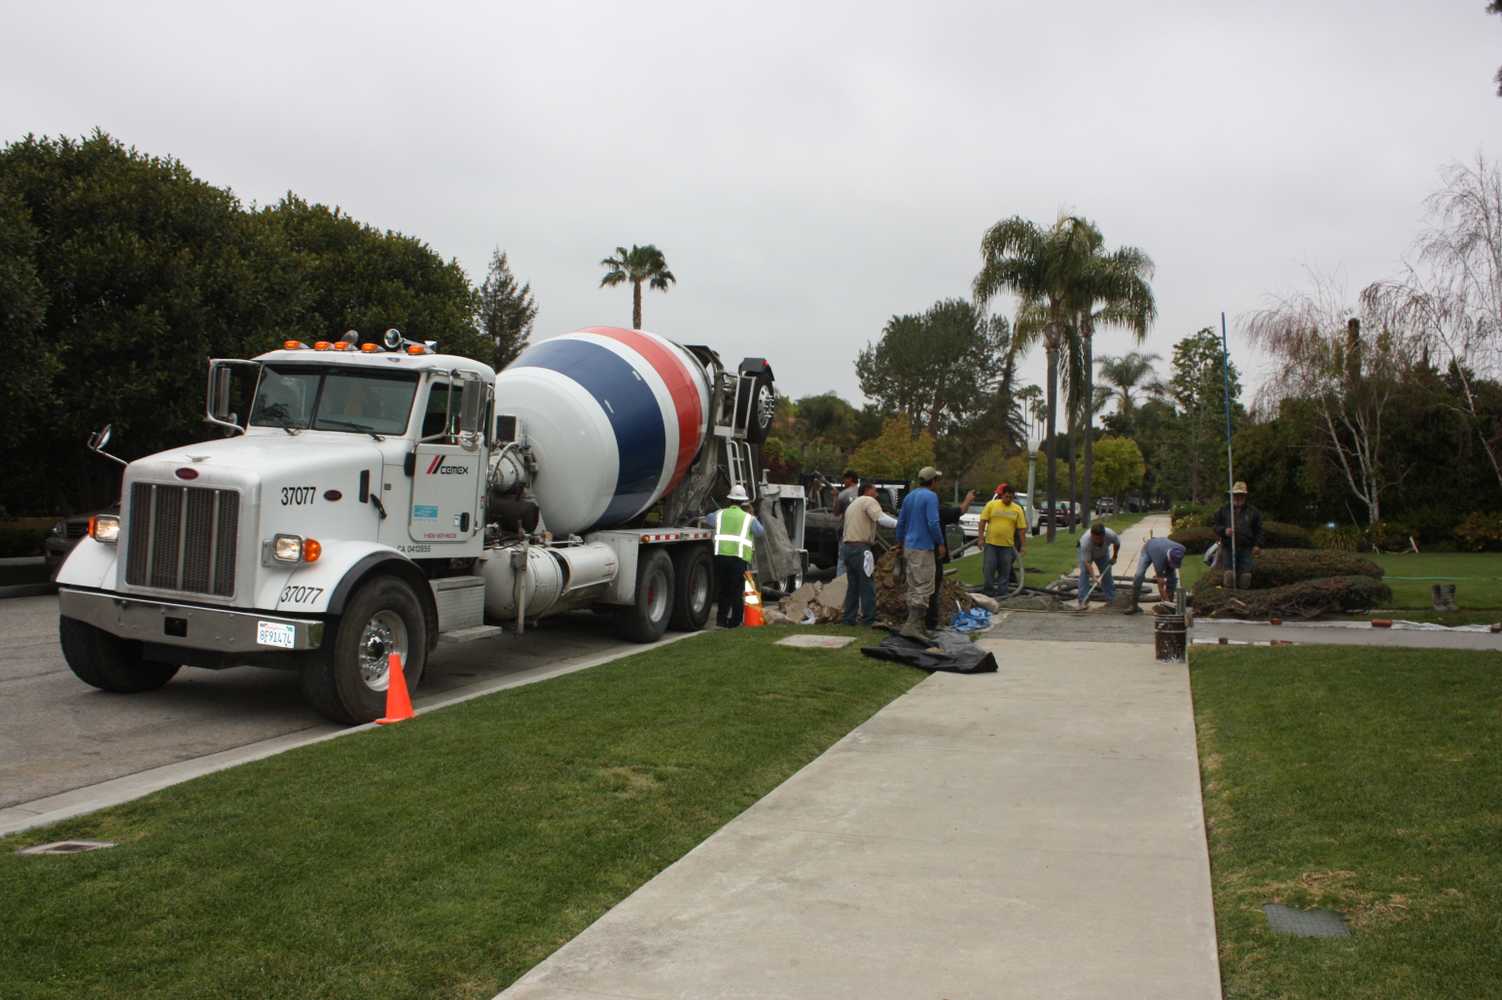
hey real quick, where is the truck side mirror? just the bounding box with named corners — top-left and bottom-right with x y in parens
top-left (458, 378), bottom-right (484, 439)
top-left (211, 365), bottom-right (234, 422)
top-left (88, 424), bottom-right (113, 452)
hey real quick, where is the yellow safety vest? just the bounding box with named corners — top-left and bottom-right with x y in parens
top-left (714, 506), bottom-right (756, 562)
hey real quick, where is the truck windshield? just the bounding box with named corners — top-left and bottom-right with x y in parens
top-left (250, 365), bottom-right (419, 436)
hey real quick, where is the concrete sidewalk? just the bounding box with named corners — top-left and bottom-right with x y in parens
top-left (498, 635), bottom-right (1220, 999)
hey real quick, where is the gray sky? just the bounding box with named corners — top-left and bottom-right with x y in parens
top-left (5, 1), bottom-right (1499, 411)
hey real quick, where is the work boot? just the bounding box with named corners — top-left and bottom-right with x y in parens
top-left (899, 606), bottom-right (929, 642)
top-left (1432, 584), bottom-right (1447, 611)
top-left (1237, 572), bottom-right (1252, 590)
top-left (1222, 570), bottom-right (1236, 590)
top-left (1445, 584), bottom-right (1459, 612)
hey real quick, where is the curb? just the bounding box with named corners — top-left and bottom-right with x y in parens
top-left (0, 629), bottom-right (706, 839)
top-left (0, 583), bottom-right (55, 599)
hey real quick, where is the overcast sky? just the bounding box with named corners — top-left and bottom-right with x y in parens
top-left (5, 1), bottom-right (1499, 412)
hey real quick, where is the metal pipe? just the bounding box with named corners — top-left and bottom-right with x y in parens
top-left (1220, 312), bottom-right (1238, 582)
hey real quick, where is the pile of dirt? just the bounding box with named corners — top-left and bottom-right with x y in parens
top-left (1191, 575), bottom-right (1392, 620)
top-left (766, 551), bottom-right (976, 625)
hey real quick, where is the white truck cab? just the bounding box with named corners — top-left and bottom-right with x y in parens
top-left (56, 327), bottom-right (804, 724)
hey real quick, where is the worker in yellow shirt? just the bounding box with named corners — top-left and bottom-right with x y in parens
top-left (977, 483), bottom-right (1028, 597)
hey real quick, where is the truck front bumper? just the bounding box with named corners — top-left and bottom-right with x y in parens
top-left (58, 588), bottom-right (325, 653)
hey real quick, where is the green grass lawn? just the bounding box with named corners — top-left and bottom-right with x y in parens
top-left (1181, 550), bottom-right (1502, 620)
top-left (0, 624), bottom-right (924, 1000)
top-left (1192, 645), bottom-right (1502, 999)
top-left (951, 511), bottom-right (1149, 587)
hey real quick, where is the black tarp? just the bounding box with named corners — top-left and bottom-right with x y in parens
top-left (860, 629), bottom-right (998, 674)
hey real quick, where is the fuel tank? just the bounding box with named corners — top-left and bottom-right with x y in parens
top-left (496, 328), bottom-right (712, 535)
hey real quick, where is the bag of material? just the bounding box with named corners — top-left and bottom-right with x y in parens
top-left (860, 629), bottom-right (998, 674)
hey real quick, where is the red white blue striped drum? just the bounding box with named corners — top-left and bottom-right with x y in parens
top-left (497, 327), bottom-right (712, 535)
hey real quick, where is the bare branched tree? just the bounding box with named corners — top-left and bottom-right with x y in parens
top-left (1247, 277), bottom-right (1415, 525)
top-left (1361, 154), bottom-right (1502, 489)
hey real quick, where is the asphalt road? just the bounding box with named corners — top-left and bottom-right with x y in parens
top-left (0, 595), bottom-right (644, 811)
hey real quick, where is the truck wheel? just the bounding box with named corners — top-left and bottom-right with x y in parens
top-left (617, 549), bottom-right (674, 643)
top-left (59, 616), bottom-right (180, 693)
top-left (744, 372), bottom-right (775, 444)
top-left (301, 575), bottom-right (428, 724)
top-left (668, 546), bottom-right (712, 632)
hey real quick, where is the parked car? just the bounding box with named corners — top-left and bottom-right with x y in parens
top-left (804, 487), bottom-right (964, 571)
top-left (1095, 497), bottom-right (1118, 515)
top-left (958, 502), bottom-right (987, 539)
top-left (44, 509), bottom-right (108, 579)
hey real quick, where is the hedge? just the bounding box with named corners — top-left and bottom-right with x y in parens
top-left (1192, 575), bottom-right (1392, 620)
top-left (1237, 549), bottom-right (1383, 588)
top-left (1169, 522), bottom-right (1312, 554)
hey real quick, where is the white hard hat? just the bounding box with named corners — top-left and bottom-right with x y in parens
top-left (727, 485), bottom-right (750, 503)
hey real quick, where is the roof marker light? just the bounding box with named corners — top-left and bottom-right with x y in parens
top-left (406, 345), bottom-right (428, 355)
top-left (313, 341), bottom-right (331, 351)
top-left (282, 340), bottom-right (308, 350)
top-left (360, 343), bottom-right (378, 353)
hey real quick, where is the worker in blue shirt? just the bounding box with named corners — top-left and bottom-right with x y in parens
top-left (893, 466), bottom-right (947, 640)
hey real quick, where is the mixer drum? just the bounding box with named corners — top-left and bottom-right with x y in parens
top-left (497, 328), bottom-right (712, 535)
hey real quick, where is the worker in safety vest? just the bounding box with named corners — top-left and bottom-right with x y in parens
top-left (701, 485), bottom-right (766, 628)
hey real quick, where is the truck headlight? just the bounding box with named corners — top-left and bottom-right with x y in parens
top-left (272, 534), bottom-right (304, 562)
top-left (269, 534), bottom-right (322, 563)
top-left (89, 514), bottom-right (120, 543)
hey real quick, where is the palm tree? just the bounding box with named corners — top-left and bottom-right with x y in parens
top-left (974, 216), bottom-right (1094, 542)
top-left (599, 244), bottom-right (676, 329)
top-left (1096, 351), bottom-right (1165, 418)
top-left (1065, 228), bottom-right (1156, 529)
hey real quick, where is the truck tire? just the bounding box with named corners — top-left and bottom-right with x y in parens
top-left (744, 372), bottom-right (775, 444)
top-left (617, 548), bottom-right (674, 643)
top-left (668, 545), bottom-right (713, 632)
top-left (301, 575), bottom-right (428, 724)
top-left (59, 616), bottom-right (180, 693)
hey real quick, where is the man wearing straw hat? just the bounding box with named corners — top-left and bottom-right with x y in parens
top-left (1213, 481), bottom-right (1263, 589)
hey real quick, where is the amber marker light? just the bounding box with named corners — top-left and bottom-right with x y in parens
top-left (406, 345), bottom-right (427, 355)
top-left (302, 538), bottom-right (322, 563)
top-left (283, 340), bottom-right (307, 350)
top-left (313, 341), bottom-right (331, 351)
top-left (360, 343), bottom-right (379, 353)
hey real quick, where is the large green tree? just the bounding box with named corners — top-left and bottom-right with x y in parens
top-left (856, 298), bottom-right (1009, 438)
top-left (474, 248), bottom-right (537, 371)
top-left (0, 131), bottom-right (487, 514)
top-left (849, 416), bottom-right (936, 482)
top-left (1090, 436), bottom-right (1146, 500)
top-left (974, 215), bottom-right (1096, 540)
top-left (1169, 328), bottom-right (1243, 502)
top-left (599, 244), bottom-right (675, 329)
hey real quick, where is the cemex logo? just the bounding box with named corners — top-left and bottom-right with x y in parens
top-left (426, 455), bottom-right (469, 476)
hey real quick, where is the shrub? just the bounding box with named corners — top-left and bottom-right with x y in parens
top-left (1366, 519), bottom-right (1415, 553)
top-left (1169, 526), bottom-right (1217, 554)
top-left (1262, 521), bottom-right (1313, 549)
top-left (1313, 525), bottom-right (1362, 551)
top-left (1192, 575), bottom-right (1392, 620)
top-left (0, 524), bottom-right (46, 558)
top-left (1403, 508), bottom-right (1461, 546)
top-left (1247, 549), bottom-right (1383, 588)
top-left (1171, 502), bottom-right (1215, 529)
top-left (1454, 511), bottom-right (1502, 552)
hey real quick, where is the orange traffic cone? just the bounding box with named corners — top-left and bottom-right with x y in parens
top-left (742, 572), bottom-right (765, 628)
top-left (375, 652), bottom-right (414, 724)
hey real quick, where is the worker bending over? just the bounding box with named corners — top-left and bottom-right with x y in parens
top-left (1123, 536), bottom-right (1186, 614)
top-left (1076, 522), bottom-right (1120, 610)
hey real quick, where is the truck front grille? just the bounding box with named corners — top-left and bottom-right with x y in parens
top-left (125, 483), bottom-right (239, 597)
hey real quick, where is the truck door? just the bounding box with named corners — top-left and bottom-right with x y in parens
top-left (409, 378), bottom-right (483, 546)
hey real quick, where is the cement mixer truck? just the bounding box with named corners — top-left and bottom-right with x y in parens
top-left (55, 327), bottom-right (807, 723)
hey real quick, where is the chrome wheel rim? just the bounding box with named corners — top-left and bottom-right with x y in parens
top-left (358, 610), bottom-right (408, 693)
top-left (690, 562), bottom-right (710, 615)
top-left (646, 569), bottom-right (669, 622)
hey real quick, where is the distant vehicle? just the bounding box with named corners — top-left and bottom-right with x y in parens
top-left (958, 502), bottom-right (987, 539)
top-left (1095, 497), bottom-right (1118, 515)
top-left (1040, 501), bottom-right (1081, 528)
top-left (44, 509), bottom-right (112, 580)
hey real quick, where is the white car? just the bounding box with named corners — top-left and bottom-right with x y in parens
top-left (958, 502), bottom-right (987, 539)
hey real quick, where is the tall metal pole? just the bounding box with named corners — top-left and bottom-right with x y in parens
top-left (1220, 312), bottom-right (1237, 582)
